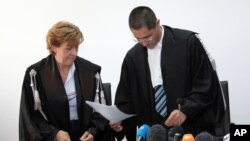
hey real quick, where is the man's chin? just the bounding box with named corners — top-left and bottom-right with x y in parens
top-left (147, 45), bottom-right (155, 49)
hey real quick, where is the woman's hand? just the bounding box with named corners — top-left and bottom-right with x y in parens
top-left (110, 121), bottom-right (123, 132)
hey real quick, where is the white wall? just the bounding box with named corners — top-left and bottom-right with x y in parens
top-left (0, 0), bottom-right (250, 140)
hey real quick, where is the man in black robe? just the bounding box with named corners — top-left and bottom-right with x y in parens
top-left (111, 6), bottom-right (225, 141)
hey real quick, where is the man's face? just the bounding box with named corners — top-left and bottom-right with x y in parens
top-left (131, 20), bottom-right (162, 49)
top-left (131, 27), bottom-right (157, 48)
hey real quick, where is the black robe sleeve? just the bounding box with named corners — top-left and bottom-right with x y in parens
top-left (115, 56), bottom-right (136, 114)
top-left (19, 68), bottom-right (58, 141)
top-left (181, 34), bottom-right (224, 123)
top-left (115, 56), bottom-right (138, 141)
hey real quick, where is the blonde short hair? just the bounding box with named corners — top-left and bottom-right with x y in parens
top-left (46, 21), bottom-right (84, 54)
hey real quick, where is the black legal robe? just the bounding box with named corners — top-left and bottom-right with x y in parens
top-left (19, 55), bottom-right (113, 141)
top-left (115, 26), bottom-right (225, 140)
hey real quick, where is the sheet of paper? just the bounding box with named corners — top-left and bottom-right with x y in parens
top-left (85, 101), bottom-right (135, 123)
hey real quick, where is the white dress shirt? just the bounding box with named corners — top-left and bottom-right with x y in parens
top-left (148, 26), bottom-right (164, 87)
top-left (64, 63), bottom-right (78, 120)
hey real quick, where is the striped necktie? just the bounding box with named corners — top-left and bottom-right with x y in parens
top-left (154, 85), bottom-right (167, 117)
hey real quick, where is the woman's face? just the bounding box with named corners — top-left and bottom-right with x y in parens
top-left (52, 40), bottom-right (79, 67)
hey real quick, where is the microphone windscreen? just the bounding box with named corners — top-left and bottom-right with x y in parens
top-left (195, 131), bottom-right (219, 141)
top-left (168, 125), bottom-right (184, 137)
top-left (182, 133), bottom-right (195, 141)
top-left (136, 124), bottom-right (150, 140)
top-left (147, 124), bottom-right (167, 141)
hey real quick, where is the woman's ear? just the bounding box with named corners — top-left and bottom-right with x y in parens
top-left (51, 45), bottom-right (57, 53)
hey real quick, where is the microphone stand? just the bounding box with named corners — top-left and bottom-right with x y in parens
top-left (175, 98), bottom-right (183, 141)
top-left (178, 103), bottom-right (181, 126)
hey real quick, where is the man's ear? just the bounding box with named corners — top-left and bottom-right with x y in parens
top-left (156, 19), bottom-right (160, 26)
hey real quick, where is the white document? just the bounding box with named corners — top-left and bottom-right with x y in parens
top-left (85, 101), bottom-right (135, 123)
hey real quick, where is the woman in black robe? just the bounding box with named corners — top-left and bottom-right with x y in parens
top-left (19, 21), bottom-right (112, 141)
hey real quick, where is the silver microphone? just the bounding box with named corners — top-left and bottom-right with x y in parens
top-left (176, 98), bottom-right (183, 126)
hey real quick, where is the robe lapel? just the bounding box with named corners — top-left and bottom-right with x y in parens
top-left (134, 47), bottom-right (156, 120)
top-left (77, 69), bottom-right (95, 102)
top-left (75, 62), bottom-right (96, 127)
top-left (161, 26), bottom-right (187, 112)
top-left (74, 71), bottom-right (83, 120)
top-left (40, 56), bottom-right (67, 100)
top-left (161, 30), bottom-right (176, 114)
top-left (161, 26), bottom-right (174, 75)
top-left (39, 56), bottom-right (70, 124)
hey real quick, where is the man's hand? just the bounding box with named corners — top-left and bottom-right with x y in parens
top-left (164, 109), bottom-right (187, 127)
top-left (56, 130), bottom-right (71, 141)
top-left (80, 131), bottom-right (94, 141)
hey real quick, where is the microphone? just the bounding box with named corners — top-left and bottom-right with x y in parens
top-left (176, 98), bottom-right (183, 126)
top-left (147, 124), bottom-right (167, 141)
top-left (195, 131), bottom-right (219, 141)
top-left (182, 133), bottom-right (195, 141)
top-left (176, 98), bottom-right (183, 106)
top-left (136, 124), bottom-right (150, 141)
top-left (168, 98), bottom-right (185, 141)
top-left (223, 133), bottom-right (230, 141)
top-left (168, 125), bottom-right (184, 141)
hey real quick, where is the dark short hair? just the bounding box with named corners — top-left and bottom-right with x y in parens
top-left (129, 6), bottom-right (157, 30)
